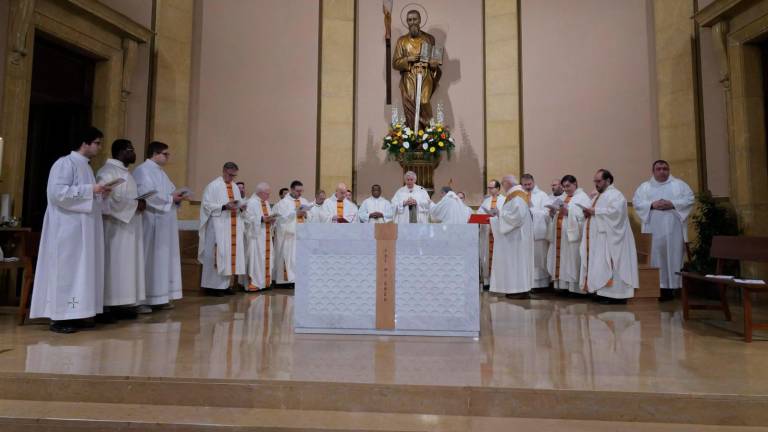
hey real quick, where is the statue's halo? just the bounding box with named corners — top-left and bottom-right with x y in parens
top-left (400, 3), bottom-right (428, 29)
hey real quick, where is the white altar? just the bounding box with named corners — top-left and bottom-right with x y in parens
top-left (294, 224), bottom-right (479, 337)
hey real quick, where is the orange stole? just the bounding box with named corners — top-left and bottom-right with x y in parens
top-left (505, 189), bottom-right (530, 205)
top-left (261, 200), bottom-right (272, 287)
top-left (487, 196), bottom-right (498, 277)
top-left (336, 200), bottom-right (344, 219)
top-left (225, 183), bottom-right (237, 274)
top-left (554, 195), bottom-right (572, 279)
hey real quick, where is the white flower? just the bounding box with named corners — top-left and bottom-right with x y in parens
top-left (403, 141), bottom-right (410, 149)
top-left (422, 143), bottom-right (429, 150)
top-left (385, 136), bottom-right (391, 141)
top-left (448, 137), bottom-right (455, 143)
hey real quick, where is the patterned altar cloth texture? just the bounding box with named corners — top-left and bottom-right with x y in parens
top-left (294, 224), bottom-right (480, 337)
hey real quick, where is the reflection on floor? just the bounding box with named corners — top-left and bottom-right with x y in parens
top-left (1, 290), bottom-right (766, 396)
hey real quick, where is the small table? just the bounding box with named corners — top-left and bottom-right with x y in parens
top-left (0, 227), bottom-right (35, 324)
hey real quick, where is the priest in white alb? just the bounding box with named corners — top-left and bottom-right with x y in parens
top-left (273, 180), bottom-right (311, 284)
top-left (322, 182), bottom-right (358, 223)
top-left (632, 160), bottom-right (694, 301)
top-left (580, 169), bottom-right (639, 304)
top-left (30, 127), bottom-right (110, 334)
top-left (391, 171), bottom-right (431, 223)
top-left (358, 184), bottom-right (393, 223)
top-left (243, 182), bottom-right (276, 292)
top-left (307, 189), bottom-right (331, 223)
top-left (490, 175), bottom-right (534, 299)
top-left (521, 174), bottom-right (552, 289)
top-left (96, 139), bottom-right (146, 320)
top-left (478, 180), bottom-right (505, 288)
top-left (133, 141), bottom-right (185, 312)
top-left (199, 162), bottom-right (247, 296)
top-left (430, 186), bottom-right (471, 223)
top-left (546, 175), bottom-right (591, 296)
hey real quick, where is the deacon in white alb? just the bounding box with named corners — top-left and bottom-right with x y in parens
top-left (490, 175), bottom-right (534, 299)
top-left (133, 141), bottom-right (186, 311)
top-left (96, 139), bottom-right (146, 319)
top-left (243, 182), bottom-right (277, 292)
top-left (391, 171), bottom-right (431, 223)
top-left (273, 180), bottom-right (311, 284)
top-left (358, 184), bottom-right (393, 223)
top-left (30, 127), bottom-right (111, 333)
top-left (307, 190), bottom-right (331, 223)
top-left (199, 162), bottom-right (247, 295)
top-left (521, 174), bottom-right (552, 289)
top-left (478, 180), bottom-right (505, 288)
top-left (430, 186), bottom-right (471, 223)
top-left (632, 160), bottom-right (694, 301)
top-left (580, 169), bottom-right (639, 304)
top-left (546, 175), bottom-right (591, 295)
top-left (322, 182), bottom-right (358, 223)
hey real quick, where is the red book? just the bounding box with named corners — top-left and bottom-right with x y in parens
top-left (468, 214), bottom-right (491, 225)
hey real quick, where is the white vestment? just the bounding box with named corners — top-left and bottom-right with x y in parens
top-left (273, 194), bottom-right (311, 283)
top-left (357, 196), bottom-right (394, 223)
top-left (489, 187), bottom-right (534, 294)
top-left (96, 159), bottom-right (146, 306)
top-left (391, 185), bottom-right (431, 223)
top-left (307, 201), bottom-right (331, 223)
top-left (322, 197), bottom-right (359, 223)
top-left (31, 151), bottom-right (104, 321)
top-left (429, 191), bottom-right (472, 223)
top-left (478, 194), bottom-right (505, 286)
top-left (632, 176), bottom-right (694, 289)
top-left (546, 189), bottom-right (591, 293)
top-left (133, 159), bottom-right (183, 305)
top-left (579, 185), bottom-right (639, 299)
top-left (199, 177), bottom-right (247, 290)
top-left (530, 186), bottom-right (551, 288)
top-left (243, 195), bottom-right (274, 289)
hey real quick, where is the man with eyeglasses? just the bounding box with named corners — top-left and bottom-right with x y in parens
top-left (30, 127), bottom-right (112, 333)
top-left (477, 180), bottom-right (505, 289)
top-left (133, 141), bottom-right (187, 311)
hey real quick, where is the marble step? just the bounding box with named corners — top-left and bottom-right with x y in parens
top-left (0, 400), bottom-right (766, 432)
top-left (1, 372), bottom-right (767, 426)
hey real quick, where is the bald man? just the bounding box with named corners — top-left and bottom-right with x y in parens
top-left (322, 183), bottom-right (358, 223)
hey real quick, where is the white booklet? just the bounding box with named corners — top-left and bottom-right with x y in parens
top-left (103, 178), bottom-right (126, 188)
top-left (136, 190), bottom-right (157, 200)
top-left (734, 278), bottom-right (766, 285)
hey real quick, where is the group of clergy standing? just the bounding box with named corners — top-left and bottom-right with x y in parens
top-left (29, 126), bottom-right (695, 333)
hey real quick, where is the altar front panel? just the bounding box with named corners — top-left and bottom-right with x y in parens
top-left (294, 224), bottom-right (479, 337)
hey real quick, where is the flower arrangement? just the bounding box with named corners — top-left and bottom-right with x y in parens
top-left (381, 122), bottom-right (455, 160)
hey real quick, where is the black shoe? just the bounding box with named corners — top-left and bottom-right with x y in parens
top-left (659, 288), bottom-right (676, 302)
top-left (223, 288), bottom-right (236, 296)
top-left (205, 288), bottom-right (226, 297)
top-left (505, 292), bottom-right (530, 300)
top-left (595, 296), bottom-right (627, 305)
top-left (50, 320), bottom-right (78, 334)
top-left (482, 284), bottom-right (490, 291)
top-left (113, 307), bottom-right (138, 320)
top-left (95, 312), bottom-right (117, 324)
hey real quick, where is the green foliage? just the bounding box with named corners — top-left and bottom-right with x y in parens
top-left (688, 191), bottom-right (740, 273)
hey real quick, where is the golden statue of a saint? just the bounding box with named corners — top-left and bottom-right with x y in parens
top-left (393, 9), bottom-right (442, 130)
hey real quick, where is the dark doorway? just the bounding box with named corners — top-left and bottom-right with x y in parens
top-left (23, 35), bottom-right (95, 231)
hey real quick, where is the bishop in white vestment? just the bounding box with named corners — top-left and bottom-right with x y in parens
top-left (580, 170), bottom-right (639, 304)
top-left (430, 187), bottom-right (471, 223)
top-left (522, 174), bottom-right (552, 288)
top-left (243, 182), bottom-right (276, 291)
top-left (391, 171), bottom-right (431, 223)
top-left (96, 140), bottom-right (146, 311)
top-left (31, 128), bottom-right (109, 333)
top-left (490, 176), bottom-right (534, 298)
top-left (322, 183), bottom-right (358, 223)
top-left (273, 180), bottom-right (311, 284)
top-left (478, 180), bottom-right (505, 287)
top-left (358, 184), bottom-right (393, 223)
top-left (632, 160), bottom-right (694, 300)
top-left (546, 175), bottom-right (591, 294)
top-left (133, 141), bottom-right (184, 308)
top-left (199, 162), bottom-right (247, 294)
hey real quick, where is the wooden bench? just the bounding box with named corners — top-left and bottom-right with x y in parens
top-left (681, 236), bottom-right (768, 342)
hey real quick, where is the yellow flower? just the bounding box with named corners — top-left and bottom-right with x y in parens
top-left (438, 141), bottom-right (444, 147)
top-left (399, 147), bottom-right (405, 153)
top-left (418, 130), bottom-right (424, 136)
top-left (396, 131), bottom-right (402, 137)
top-left (429, 147), bottom-right (436, 153)
top-left (437, 127), bottom-right (443, 132)
top-left (392, 140), bottom-right (398, 145)
top-left (395, 123), bottom-right (402, 129)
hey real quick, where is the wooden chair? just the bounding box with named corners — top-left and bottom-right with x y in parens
top-left (681, 236), bottom-right (768, 342)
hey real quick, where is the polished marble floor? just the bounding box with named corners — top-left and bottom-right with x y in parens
top-left (1, 291), bottom-right (767, 396)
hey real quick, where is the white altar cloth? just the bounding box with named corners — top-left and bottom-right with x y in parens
top-left (294, 224), bottom-right (479, 337)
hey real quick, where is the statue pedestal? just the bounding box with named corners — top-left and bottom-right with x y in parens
top-left (396, 151), bottom-right (441, 196)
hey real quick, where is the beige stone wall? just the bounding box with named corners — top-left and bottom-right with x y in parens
top-left (522, 0), bottom-right (659, 197)
top-left (188, 0), bottom-right (319, 199)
